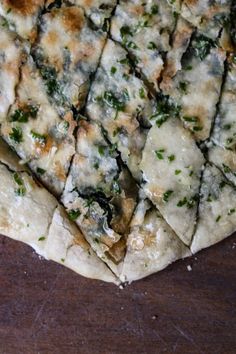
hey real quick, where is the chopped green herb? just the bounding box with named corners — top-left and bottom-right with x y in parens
top-left (168, 155), bottom-right (175, 162)
top-left (13, 173), bottom-right (24, 186)
top-left (182, 116), bottom-right (198, 123)
top-left (120, 26), bottom-right (132, 39)
top-left (36, 167), bottom-right (46, 175)
top-left (68, 209), bottom-right (81, 221)
top-left (228, 208), bottom-right (235, 215)
top-left (98, 145), bottom-right (106, 156)
top-left (147, 41), bottom-right (157, 50)
top-left (9, 127), bottom-right (23, 143)
top-left (15, 187), bottom-right (26, 197)
top-left (223, 124), bottom-right (231, 130)
top-left (31, 131), bottom-right (47, 144)
top-left (163, 190), bottom-right (174, 202)
top-left (151, 5), bottom-right (158, 15)
top-left (110, 66), bottom-right (117, 75)
top-left (93, 162), bottom-right (99, 170)
top-left (155, 148), bottom-right (165, 160)
top-left (219, 180), bottom-right (227, 189)
top-left (191, 35), bottom-right (216, 60)
top-left (216, 215), bottom-right (221, 222)
top-left (139, 87), bottom-right (146, 99)
top-left (112, 180), bottom-right (121, 194)
top-left (38, 236), bottom-right (46, 241)
top-left (150, 94), bottom-right (180, 127)
top-left (127, 41), bottom-right (138, 49)
top-left (222, 163), bottom-right (232, 174)
top-left (175, 169), bottom-right (181, 175)
top-left (177, 197), bottom-right (187, 207)
top-left (103, 91), bottom-right (125, 111)
top-left (179, 81), bottom-right (188, 94)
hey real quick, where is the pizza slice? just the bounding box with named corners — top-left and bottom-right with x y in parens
top-left (121, 199), bottom-right (191, 283)
top-left (32, 5), bottom-right (106, 114)
top-left (110, 0), bottom-right (178, 90)
top-left (0, 137), bottom-right (117, 283)
top-left (0, 0), bottom-right (44, 41)
top-left (86, 39), bottom-right (156, 180)
top-left (209, 54), bottom-right (236, 186)
top-left (0, 17), bottom-right (23, 122)
top-left (62, 118), bottom-right (138, 275)
top-left (46, 0), bottom-right (117, 28)
top-left (1, 57), bottom-right (76, 196)
top-left (191, 163), bottom-right (236, 254)
top-left (161, 33), bottom-right (226, 141)
top-left (140, 118), bottom-right (205, 246)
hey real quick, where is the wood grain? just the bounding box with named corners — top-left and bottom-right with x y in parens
top-left (0, 233), bottom-right (235, 354)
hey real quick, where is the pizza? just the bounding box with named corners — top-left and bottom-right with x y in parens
top-left (0, 0), bottom-right (235, 285)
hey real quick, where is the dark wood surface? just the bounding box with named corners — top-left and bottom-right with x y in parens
top-left (0, 233), bottom-right (235, 354)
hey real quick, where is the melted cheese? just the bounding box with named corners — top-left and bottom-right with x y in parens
top-left (140, 119), bottom-right (205, 245)
top-left (0, 19), bottom-right (23, 122)
top-left (0, 0), bottom-right (44, 40)
top-left (111, 0), bottom-right (177, 89)
top-left (1, 58), bottom-right (76, 196)
top-left (181, 0), bottom-right (232, 40)
top-left (191, 163), bottom-right (236, 253)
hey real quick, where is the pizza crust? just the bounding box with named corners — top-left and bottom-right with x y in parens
top-left (121, 200), bottom-right (190, 283)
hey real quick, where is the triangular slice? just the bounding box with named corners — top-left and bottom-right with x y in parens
top-left (32, 5), bottom-right (106, 113)
top-left (121, 200), bottom-right (190, 283)
top-left (86, 39), bottom-right (156, 180)
top-left (140, 118), bottom-right (205, 246)
top-left (191, 163), bottom-right (236, 254)
top-left (0, 138), bottom-right (117, 283)
top-left (161, 33), bottom-right (226, 141)
top-left (0, 17), bottom-right (23, 122)
top-left (62, 119), bottom-right (138, 275)
top-left (209, 54), bottom-right (236, 185)
top-left (0, 0), bottom-right (44, 41)
top-left (1, 57), bottom-right (76, 196)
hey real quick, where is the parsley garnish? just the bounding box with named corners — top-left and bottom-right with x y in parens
top-left (9, 127), bottom-right (23, 143)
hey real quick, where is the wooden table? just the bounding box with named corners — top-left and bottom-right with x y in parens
top-left (0, 233), bottom-right (235, 354)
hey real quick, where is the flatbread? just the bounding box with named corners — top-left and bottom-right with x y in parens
top-left (0, 1), bottom-right (235, 284)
